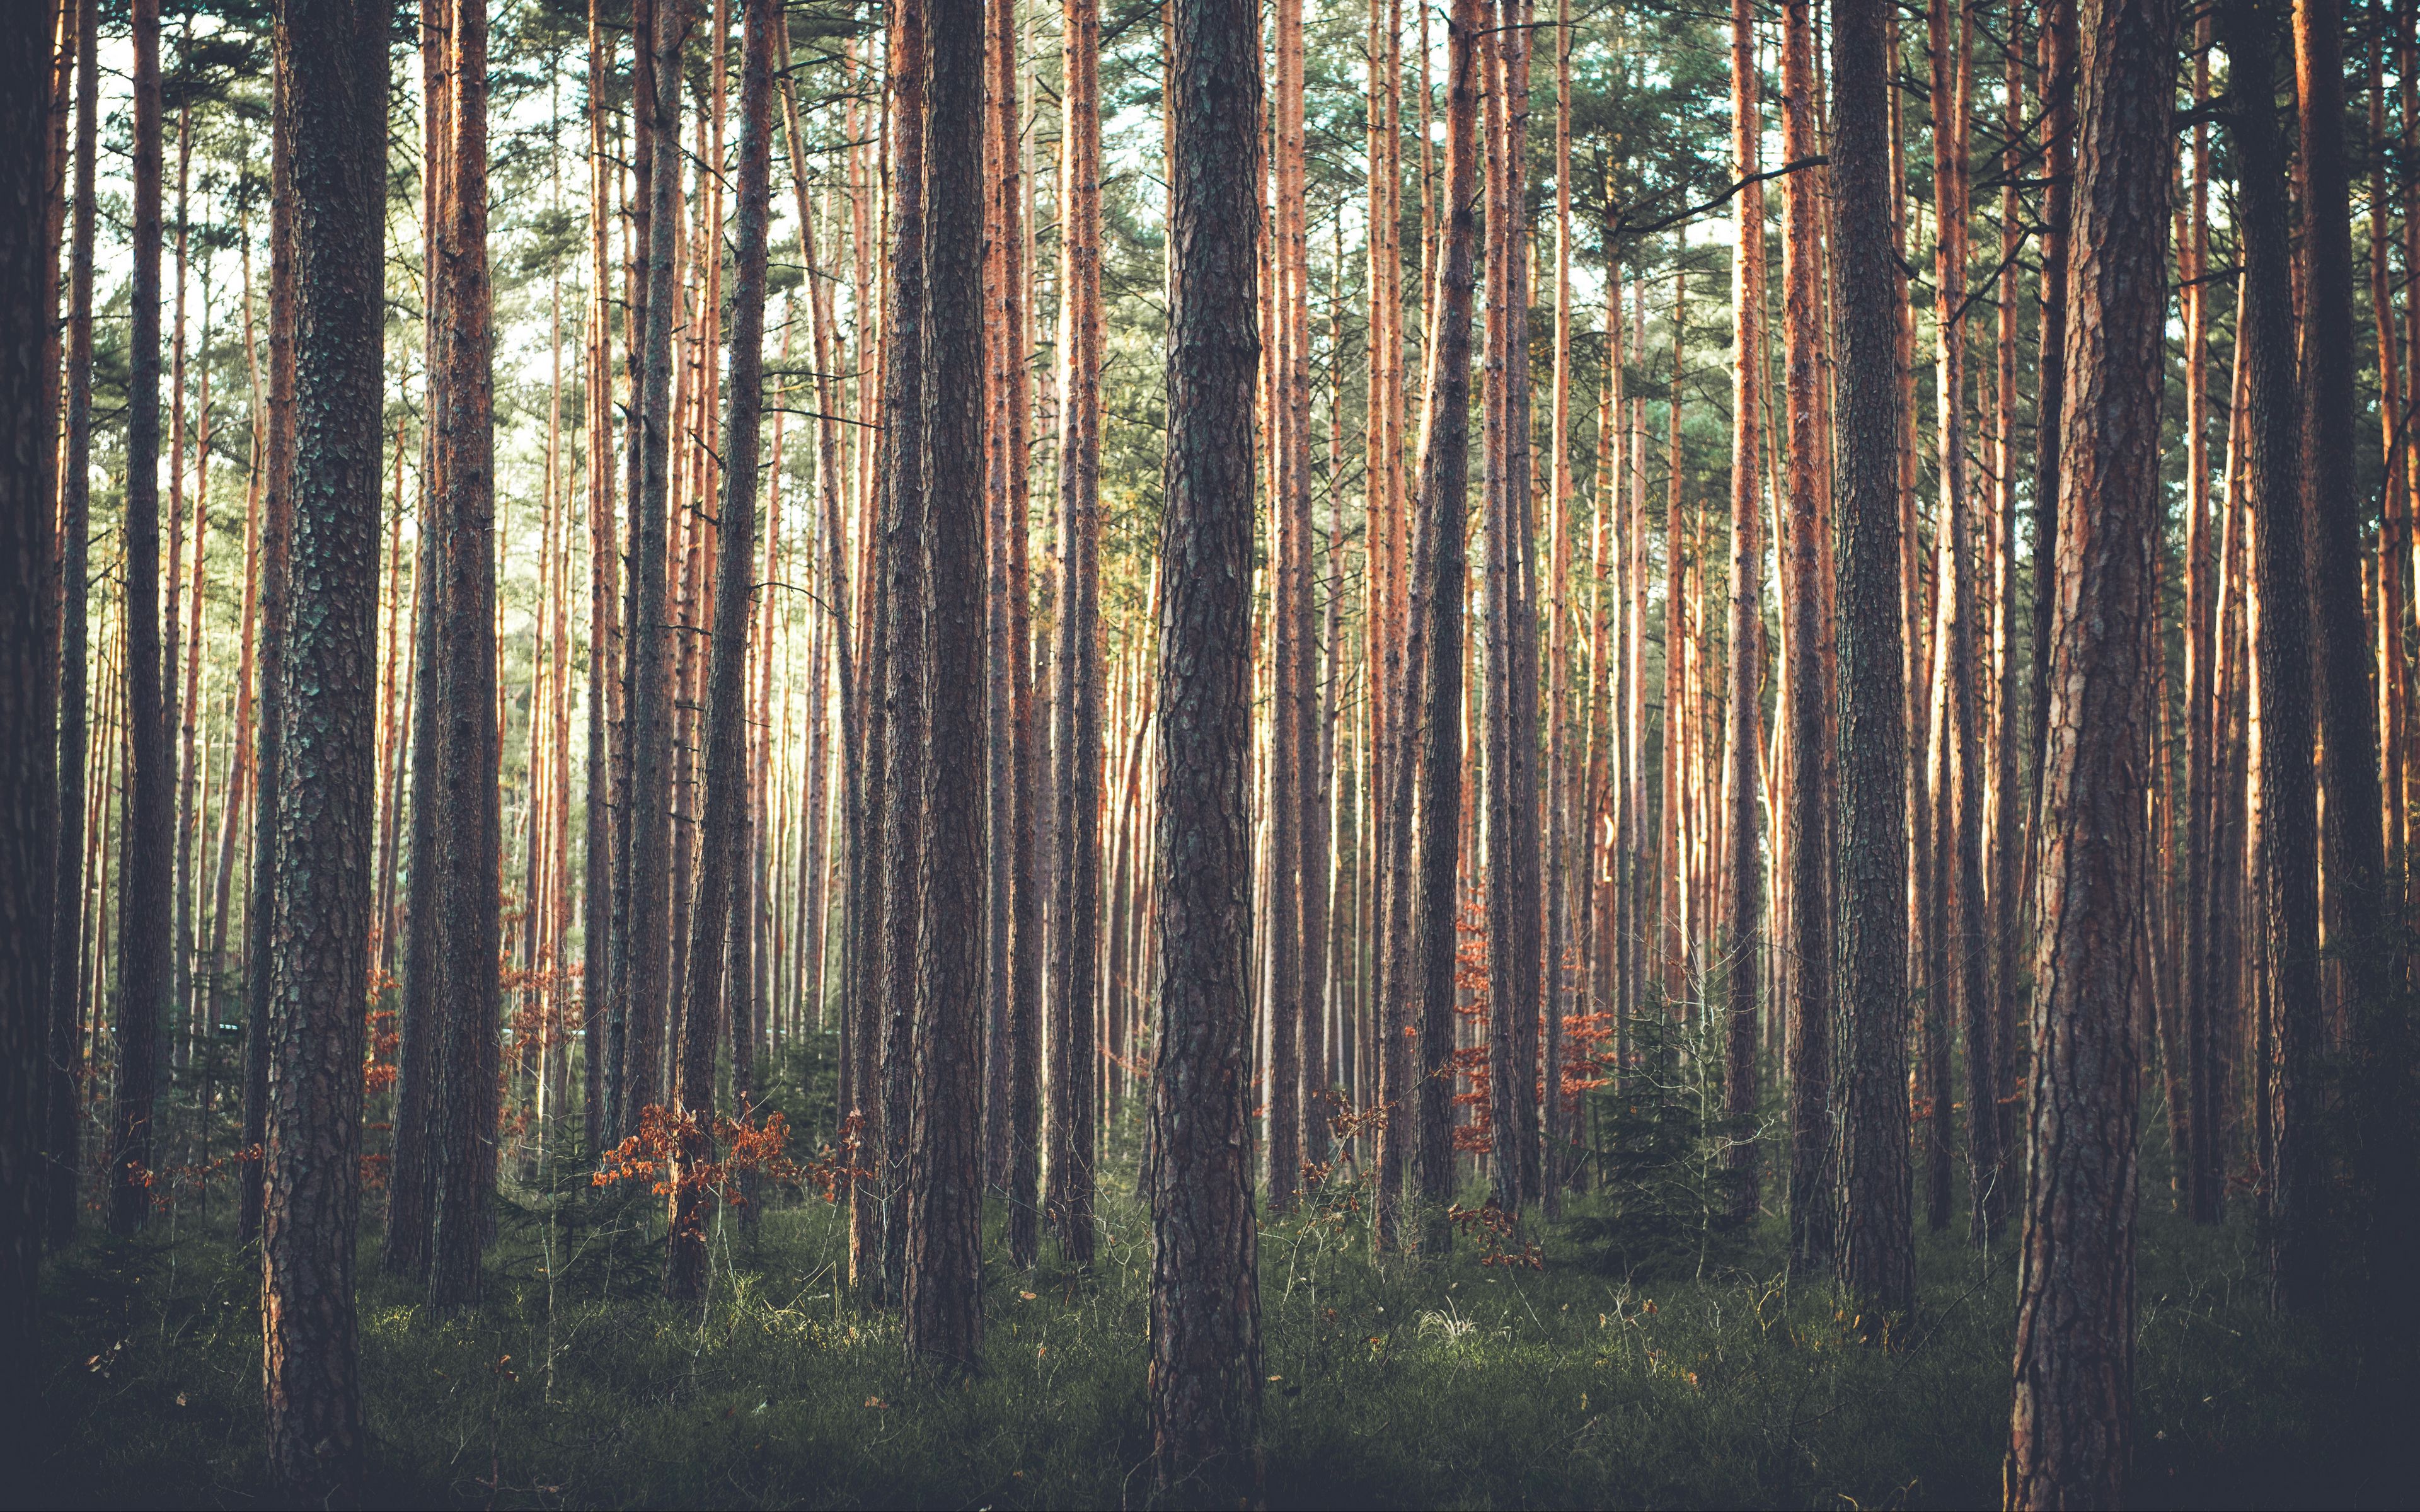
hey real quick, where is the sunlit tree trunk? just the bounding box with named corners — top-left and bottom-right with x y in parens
top-left (2007, 0), bottom-right (2174, 1491)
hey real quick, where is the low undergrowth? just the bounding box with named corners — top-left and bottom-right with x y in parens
top-left (28, 1144), bottom-right (2397, 1509)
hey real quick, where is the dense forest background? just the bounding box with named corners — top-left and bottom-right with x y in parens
top-left (0, 0), bottom-right (2414, 1504)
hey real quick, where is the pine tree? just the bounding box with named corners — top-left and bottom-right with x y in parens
top-left (2005, 0), bottom-right (2175, 1492)
top-left (1149, 0), bottom-right (1265, 1480)
top-left (259, 1), bottom-right (386, 1492)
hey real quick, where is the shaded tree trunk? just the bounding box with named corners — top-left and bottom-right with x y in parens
top-left (47, 0), bottom-right (97, 1252)
top-left (108, 0), bottom-right (170, 1240)
top-left (0, 0), bottom-right (64, 1370)
top-left (260, 3), bottom-right (385, 1494)
top-left (875, 0), bottom-right (930, 1307)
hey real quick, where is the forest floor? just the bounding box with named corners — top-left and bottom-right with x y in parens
top-left (27, 1137), bottom-right (2403, 1510)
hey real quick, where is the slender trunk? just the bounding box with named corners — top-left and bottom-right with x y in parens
top-left (109, 0), bottom-right (170, 1240)
top-left (1779, 0), bottom-right (1832, 1275)
top-left (667, 0), bottom-right (773, 1302)
top-left (46, 0), bottom-right (98, 1251)
top-left (1049, 0), bottom-right (1103, 1266)
top-left (876, 0), bottom-right (929, 1302)
top-left (1721, 0), bottom-right (1765, 1224)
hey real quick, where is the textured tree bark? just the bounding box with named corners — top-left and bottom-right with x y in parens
top-left (1, 0), bottom-right (62, 1370)
top-left (46, 0), bottom-right (96, 1252)
top-left (905, 0), bottom-right (988, 1371)
top-left (876, 0), bottom-right (928, 1305)
top-left (2005, 0), bottom-right (2173, 1493)
top-left (1778, 0), bottom-right (1831, 1277)
top-left (668, 0), bottom-right (774, 1303)
top-left (1828, 0), bottom-right (1913, 1321)
top-left (1261, 0), bottom-right (1306, 1220)
top-left (1005, 64), bottom-right (1046, 1271)
top-left (387, 6), bottom-right (442, 1269)
top-left (260, 3), bottom-right (385, 1494)
top-left (109, 0), bottom-right (170, 1241)
top-left (1049, 0), bottom-right (1103, 1268)
top-left (1721, 0), bottom-right (1765, 1225)
top-left (1149, 0), bottom-right (1264, 1483)
top-left (429, 0), bottom-right (502, 1311)
top-left (582, 0), bottom-right (619, 1162)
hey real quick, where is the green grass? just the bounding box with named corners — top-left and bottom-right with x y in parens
top-left (28, 1147), bottom-right (2400, 1509)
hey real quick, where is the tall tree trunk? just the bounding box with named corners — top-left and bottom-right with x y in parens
top-left (668, 0), bottom-right (774, 1303)
top-left (429, 0), bottom-right (502, 1310)
top-left (0, 0), bottom-right (65, 1366)
top-left (2221, 0), bottom-right (2326, 1320)
top-left (1387, 0), bottom-right (1480, 1253)
top-left (1930, 0), bottom-right (2000, 1243)
top-left (47, 0), bottom-right (97, 1251)
top-left (1779, 0), bottom-right (1832, 1276)
top-left (875, 0), bottom-right (930, 1305)
top-left (260, 2), bottom-right (384, 1493)
top-left (2027, 0), bottom-right (2078, 848)
top-left (1149, 0), bottom-right (1264, 1480)
top-left (1542, 0), bottom-right (1573, 1215)
top-left (2005, 0), bottom-right (2174, 1492)
top-left (2299, 0), bottom-right (2412, 1355)
top-left (1722, 0), bottom-right (1765, 1225)
top-left (1050, 0), bottom-right (1103, 1266)
top-left (1829, 0), bottom-right (1914, 1320)
top-left (108, 0), bottom-right (170, 1240)
top-left (582, 0), bottom-right (619, 1162)
top-left (2181, 14), bottom-right (2219, 1224)
top-left (905, 0), bottom-right (988, 1370)
top-left (619, 0), bottom-right (689, 1170)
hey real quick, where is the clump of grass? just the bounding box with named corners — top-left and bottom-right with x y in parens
top-left (31, 1128), bottom-right (2388, 1509)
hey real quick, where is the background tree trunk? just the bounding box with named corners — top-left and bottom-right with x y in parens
top-left (108, 0), bottom-right (170, 1241)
